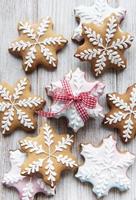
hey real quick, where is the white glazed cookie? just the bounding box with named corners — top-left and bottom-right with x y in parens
top-left (9, 17), bottom-right (68, 73)
top-left (19, 123), bottom-right (78, 187)
top-left (104, 84), bottom-right (136, 143)
top-left (72, 0), bottom-right (126, 42)
top-left (0, 77), bottom-right (45, 135)
top-left (75, 136), bottom-right (135, 198)
top-left (3, 150), bottom-right (55, 200)
top-left (75, 14), bottom-right (134, 77)
top-left (44, 68), bottom-right (105, 132)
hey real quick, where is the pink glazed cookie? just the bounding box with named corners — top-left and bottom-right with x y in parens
top-left (3, 150), bottom-right (55, 200)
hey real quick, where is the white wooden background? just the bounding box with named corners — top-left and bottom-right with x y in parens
top-left (0, 0), bottom-right (136, 200)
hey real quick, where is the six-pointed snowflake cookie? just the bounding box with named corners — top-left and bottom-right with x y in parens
top-left (72, 0), bottom-right (126, 42)
top-left (0, 77), bottom-right (45, 135)
top-left (104, 84), bottom-right (136, 143)
top-left (3, 150), bottom-right (55, 200)
top-left (19, 123), bottom-right (78, 187)
top-left (75, 135), bottom-right (135, 198)
top-left (39, 68), bottom-right (105, 132)
top-left (75, 14), bottom-right (134, 77)
top-left (9, 17), bottom-right (68, 73)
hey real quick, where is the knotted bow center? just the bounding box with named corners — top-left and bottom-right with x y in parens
top-left (37, 80), bottom-right (98, 122)
top-left (68, 94), bottom-right (82, 102)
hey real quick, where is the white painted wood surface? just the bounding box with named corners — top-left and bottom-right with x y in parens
top-left (0, 0), bottom-right (136, 199)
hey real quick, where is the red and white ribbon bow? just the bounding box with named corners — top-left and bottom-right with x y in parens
top-left (37, 80), bottom-right (97, 122)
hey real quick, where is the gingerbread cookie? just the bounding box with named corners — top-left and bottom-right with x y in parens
top-left (0, 77), bottom-right (45, 134)
top-left (9, 17), bottom-right (67, 73)
top-left (38, 68), bottom-right (105, 132)
top-left (75, 136), bottom-right (135, 198)
top-left (104, 84), bottom-right (136, 143)
top-left (72, 0), bottom-right (126, 42)
top-left (3, 150), bottom-right (55, 200)
top-left (75, 14), bottom-right (134, 77)
top-left (19, 123), bottom-right (77, 187)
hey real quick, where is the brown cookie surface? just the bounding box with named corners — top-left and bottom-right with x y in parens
top-left (19, 123), bottom-right (78, 187)
top-left (75, 14), bottom-right (134, 77)
top-left (0, 77), bottom-right (45, 134)
top-left (104, 84), bottom-right (136, 143)
top-left (9, 17), bottom-right (68, 73)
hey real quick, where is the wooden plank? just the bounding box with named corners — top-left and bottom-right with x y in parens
top-left (0, 0), bottom-right (38, 200)
top-left (0, 0), bottom-right (136, 200)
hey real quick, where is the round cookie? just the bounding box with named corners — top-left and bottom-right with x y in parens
top-left (75, 14), bottom-right (134, 77)
top-left (9, 17), bottom-right (68, 73)
top-left (75, 135), bottom-right (135, 198)
top-left (0, 77), bottom-right (45, 135)
top-left (72, 0), bottom-right (126, 42)
top-left (3, 150), bottom-right (55, 200)
top-left (19, 123), bottom-right (78, 187)
top-left (104, 84), bottom-right (136, 143)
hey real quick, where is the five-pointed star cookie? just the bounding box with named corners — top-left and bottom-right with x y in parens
top-left (104, 84), bottom-right (136, 143)
top-left (44, 68), bottom-right (105, 132)
top-left (9, 17), bottom-right (68, 73)
top-left (72, 0), bottom-right (126, 42)
top-left (75, 14), bottom-right (134, 77)
top-left (3, 150), bottom-right (55, 200)
top-left (0, 77), bottom-right (45, 135)
top-left (75, 136), bottom-right (135, 198)
top-left (19, 123), bottom-right (78, 187)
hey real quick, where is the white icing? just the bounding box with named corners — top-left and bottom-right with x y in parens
top-left (105, 84), bottom-right (136, 142)
top-left (72, 0), bottom-right (126, 42)
top-left (23, 159), bottom-right (44, 174)
top-left (20, 140), bottom-right (44, 154)
top-left (40, 45), bottom-right (56, 67)
top-left (0, 78), bottom-right (44, 133)
top-left (75, 15), bottom-right (134, 76)
top-left (3, 150), bottom-right (55, 200)
top-left (3, 150), bottom-right (25, 184)
top-left (20, 124), bottom-right (77, 187)
top-left (75, 136), bottom-right (135, 198)
top-left (9, 17), bottom-right (67, 71)
top-left (37, 178), bottom-right (56, 195)
top-left (46, 68), bottom-right (105, 132)
top-left (22, 181), bottom-right (33, 200)
top-left (24, 46), bottom-right (36, 71)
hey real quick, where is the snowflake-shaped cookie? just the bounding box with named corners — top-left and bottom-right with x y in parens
top-left (3, 150), bottom-right (55, 200)
top-left (45, 68), bottom-right (105, 132)
top-left (72, 0), bottom-right (126, 42)
top-left (0, 77), bottom-right (45, 134)
top-left (104, 84), bottom-right (136, 143)
top-left (75, 14), bottom-right (134, 77)
top-left (9, 17), bottom-right (67, 73)
top-left (19, 123), bottom-right (77, 187)
top-left (75, 136), bottom-right (135, 198)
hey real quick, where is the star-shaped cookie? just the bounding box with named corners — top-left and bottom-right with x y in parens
top-left (104, 84), bottom-right (136, 143)
top-left (19, 123), bottom-right (78, 187)
top-left (9, 17), bottom-right (68, 73)
top-left (75, 14), bottom-right (134, 77)
top-left (0, 77), bottom-right (45, 135)
top-left (43, 68), bottom-right (105, 132)
top-left (72, 0), bottom-right (126, 42)
top-left (3, 150), bottom-right (55, 200)
top-left (75, 136), bottom-right (135, 198)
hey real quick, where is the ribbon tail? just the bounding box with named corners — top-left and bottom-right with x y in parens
top-left (36, 110), bottom-right (55, 118)
top-left (36, 101), bottom-right (73, 119)
top-left (75, 103), bottom-right (90, 122)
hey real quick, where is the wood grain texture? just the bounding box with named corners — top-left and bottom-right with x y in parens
top-left (0, 0), bottom-right (136, 199)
